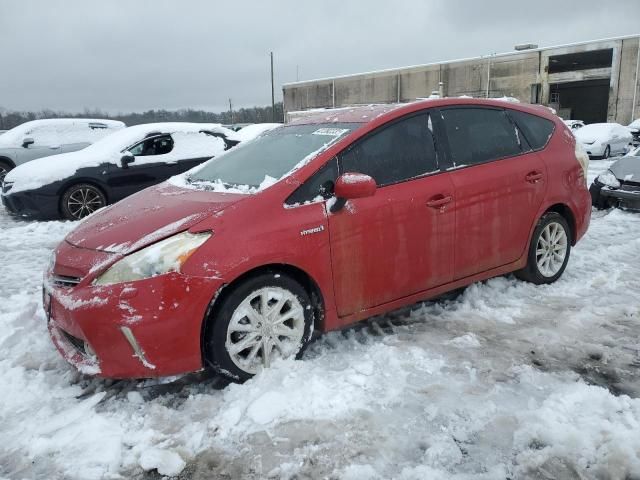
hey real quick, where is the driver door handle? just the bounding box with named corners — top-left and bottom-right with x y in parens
top-left (426, 195), bottom-right (453, 208)
top-left (525, 171), bottom-right (543, 183)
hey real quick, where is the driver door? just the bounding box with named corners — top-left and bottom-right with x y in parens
top-left (327, 112), bottom-right (455, 318)
top-left (106, 134), bottom-right (178, 201)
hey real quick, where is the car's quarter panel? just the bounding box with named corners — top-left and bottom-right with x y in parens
top-left (327, 173), bottom-right (455, 318)
top-left (449, 153), bottom-right (547, 279)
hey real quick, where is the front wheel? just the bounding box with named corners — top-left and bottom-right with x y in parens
top-left (61, 183), bottom-right (106, 220)
top-left (602, 145), bottom-right (611, 159)
top-left (515, 212), bottom-right (571, 285)
top-left (204, 273), bottom-right (315, 382)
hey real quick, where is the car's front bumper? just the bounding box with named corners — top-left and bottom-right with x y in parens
top-left (600, 185), bottom-right (640, 211)
top-left (1, 190), bottom-right (60, 218)
top-left (45, 268), bottom-right (223, 379)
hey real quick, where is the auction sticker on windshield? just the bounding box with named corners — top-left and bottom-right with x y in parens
top-left (312, 128), bottom-right (350, 136)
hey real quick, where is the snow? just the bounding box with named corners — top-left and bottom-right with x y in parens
top-left (0, 118), bottom-right (124, 147)
top-left (575, 122), bottom-right (633, 145)
top-left (1, 158), bottom-right (640, 479)
top-left (5, 123), bottom-right (233, 194)
top-left (230, 123), bottom-right (281, 142)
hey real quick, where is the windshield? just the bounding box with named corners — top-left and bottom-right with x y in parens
top-left (188, 123), bottom-right (358, 188)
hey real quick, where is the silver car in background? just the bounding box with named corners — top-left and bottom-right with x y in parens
top-left (0, 118), bottom-right (125, 181)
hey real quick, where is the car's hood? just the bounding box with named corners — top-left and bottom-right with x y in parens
top-left (611, 156), bottom-right (640, 182)
top-left (5, 149), bottom-right (109, 194)
top-left (65, 182), bottom-right (245, 253)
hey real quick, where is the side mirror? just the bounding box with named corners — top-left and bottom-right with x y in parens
top-left (120, 154), bottom-right (135, 169)
top-left (330, 172), bottom-right (376, 213)
top-left (22, 137), bottom-right (34, 148)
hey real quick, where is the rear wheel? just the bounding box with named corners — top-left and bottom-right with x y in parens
top-left (0, 160), bottom-right (12, 183)
top-left (61, 183), bottom-right (106, 220)
top-left (204, 273), bottom-right (315, 382)
top-left (603, 145), bottom-right (611, 159)
top-left (515, 212), bottom-right (571, 285)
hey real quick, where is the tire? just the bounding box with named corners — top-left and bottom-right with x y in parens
top-left (0, 160), bottom-right (13, 183)
top-left (589, 182), bottom-right (609, 210)
top-left (60, 183), bottom-right (106, 220)
top-left (515, 212), bottom-right (571, 285)
top-left (602, 145), bottom-right (611, 159)
top-left (204, 273), bottom-right (315, 382)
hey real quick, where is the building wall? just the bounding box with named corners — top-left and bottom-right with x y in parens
top-left (283, 36), bottom-right (640, 125)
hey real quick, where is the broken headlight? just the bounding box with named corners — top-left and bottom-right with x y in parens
top-left (94, 231), bottom-right (211, 285)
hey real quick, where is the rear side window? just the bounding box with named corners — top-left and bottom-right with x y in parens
top-left (440, 108), bottom-right (522, 166)
top-left (508, 110), bottom-right (555, 151)
top-left (339, 113), bottom-right (439, 186)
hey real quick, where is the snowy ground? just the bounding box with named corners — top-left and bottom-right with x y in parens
top-left (1, 160), bottom-right (639, 480)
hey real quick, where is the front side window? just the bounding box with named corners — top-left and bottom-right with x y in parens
top-left (129, 134), bottom-right (174, 156)
top-left (286, 158), bottom-right (338, 205)
top-left (440, 108), bottom-right (522, 166)
top-left (339, 113), bottom-right (439, 187)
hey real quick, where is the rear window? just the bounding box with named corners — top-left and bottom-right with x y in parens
top-left (508, 110), bottom-right (555, 151)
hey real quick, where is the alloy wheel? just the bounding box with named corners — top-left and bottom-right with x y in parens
top-left (66, 187), bottom-right (104, 219)
top-left (535, 221), bottom-right (568, 277)
top-left (0, 166), bottom-right (8, 184)
top-left (225, 287), bottom-right (306, 374)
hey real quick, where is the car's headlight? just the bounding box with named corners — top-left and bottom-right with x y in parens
top-left (596, 170), bottom-right (620, 189)
top-left (94, 231), bottom-right (211, 285)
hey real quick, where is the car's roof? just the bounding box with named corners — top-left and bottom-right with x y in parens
top-left (287, 98), bottom-right (557, 126)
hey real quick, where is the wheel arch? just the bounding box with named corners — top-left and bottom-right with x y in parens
top-left (543, 203), bottom-right (576, 245)
top-left (199, 263), bottom-right (326, 366)
top-left (0, 156), bottom-right (16, 169)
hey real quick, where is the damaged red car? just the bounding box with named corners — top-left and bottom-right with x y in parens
top-left (45, 99), bottom-right (591, 381)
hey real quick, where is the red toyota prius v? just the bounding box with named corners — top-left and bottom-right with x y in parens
top-left (45, 99), bottom-right (591, 382)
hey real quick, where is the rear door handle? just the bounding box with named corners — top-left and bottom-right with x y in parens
top-left (426, 195), bottom-right (453, 208)
top-left (525, 171), bottom-right (543, 183)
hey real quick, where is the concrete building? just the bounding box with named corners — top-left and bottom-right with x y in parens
top-left (283, 35), bottom-right (640, 125)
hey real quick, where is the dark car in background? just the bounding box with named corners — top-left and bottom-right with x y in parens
top-left (590, 146), bottom-right (640, 210)
top-left (1, 122), bottom-right (239, 220)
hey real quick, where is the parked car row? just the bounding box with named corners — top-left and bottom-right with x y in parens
top-left (40, 99), bottom-right (592, 382)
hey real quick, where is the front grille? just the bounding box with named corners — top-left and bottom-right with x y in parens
top-left (620, 181), bottom-right (640, 193)
top-left (52, 274), bottom-right (82, 288)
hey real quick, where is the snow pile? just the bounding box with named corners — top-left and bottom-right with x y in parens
top-left (1, 156), bottom-right (640, 479)
top-left (5, 123), bottom-right (232, 193)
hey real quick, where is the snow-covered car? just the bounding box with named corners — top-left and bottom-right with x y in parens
top-left (574, 123), bottom-right (633, 159)
top-left (627, 118), bottom-right (640, 146)
top-left (0, 119), bottom-right (125, 182)
top-left (589, 145), bottom-right (640, 210)
top-left (563, 119), bottom-right (585, 131)
top-left (1, 123), bottom-right (238, 220)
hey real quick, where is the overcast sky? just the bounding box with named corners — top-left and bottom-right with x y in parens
top-left (1, 0), bottom-right (639, 113)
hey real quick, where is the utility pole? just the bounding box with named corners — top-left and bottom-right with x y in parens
top-left (228, 98), bottom-right (233, 124)
top-left (270, 51), bottom-right (275, 122)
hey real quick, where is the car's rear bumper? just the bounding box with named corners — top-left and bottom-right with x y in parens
top-left (45, 270), bottom-right (222, 379)
top-left (1, 190), bottom-right (60, 218)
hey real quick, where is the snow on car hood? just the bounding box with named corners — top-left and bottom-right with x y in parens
top-left (4, 123), bottom-right (233, 194)
top-left (65, 182), bottom-right (244, 253)
top-left (610, 155), bottom-right (640, 181)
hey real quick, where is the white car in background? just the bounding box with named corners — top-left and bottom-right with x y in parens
top-left (0, 118), bottom-right (125, 181)
top-left (574, 123), bottom-right (633, 159)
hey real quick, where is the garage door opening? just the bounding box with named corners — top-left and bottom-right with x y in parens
top-left (550, 79), bottom-right (610, 124)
